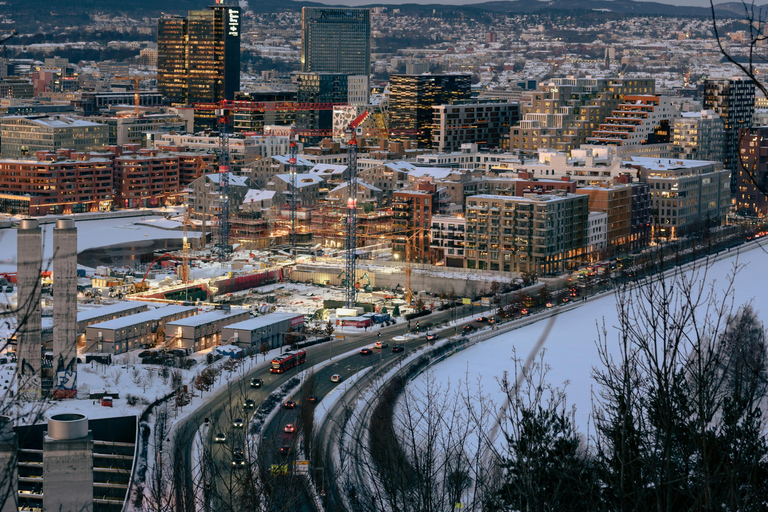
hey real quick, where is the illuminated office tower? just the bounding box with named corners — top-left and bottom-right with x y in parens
top-left (302, 8), bottom-right (370, 76)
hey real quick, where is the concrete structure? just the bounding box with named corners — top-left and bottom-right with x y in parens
top-left (16, 219), bottom-right (42, 400)
top-left (157, 133), bottom-right (293, 167)
top-left (348, 75), bottom-right (370, 106)
top-left (301, 7), bottom-right (371, 76)
top-left (389, 74), bottom-right (472, 148)
top-left (77, 302), bottom-right (149, 341)
top-left (672, 110), bottom-right (725, 162)
top-left (432, 101), bottom-right (520, 153)
top-left (221, 312), bottom-right (305, 350)
top-left (511, 77), bottom-right (655, 153)
top-left (703, 78), bottom-right (755, 191)
top-left (270, 172), bottom-right (325, 207)
top-left (575, 184), bottom-right (633, 255)
top-left (0, 115), bottom-right (108, 157)
top-left (587, 95), bottom-right (678, 147)
top-left (52, 218), bottom-right (78, 399)
top-left (43, 414), bottom-right (93, 512)
top-left (735, 126), bottom-right (768, 217)
top-left (247, 155), bottom-right (314, 188)
top-left (628, 157), bottom-right (731, 238)
top-left (429, 215), bottom-right (466, 267)
top-left (85, 305), bottom-right (198, 354)
top-left (0, 416), bottom-right (17, 512)
top-left (464, 192), bottom-right (588, 275)
top-left (188, 173), bottom-right (252, 221)
top-left (586, 211), bottom-right (608, 259)
top-left (166, 309), bottom-right (250, 352)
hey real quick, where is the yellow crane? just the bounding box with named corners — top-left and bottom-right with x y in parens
top-left (115, 75), bottom-right (155, 115)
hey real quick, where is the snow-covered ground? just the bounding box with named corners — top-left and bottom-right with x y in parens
top-left (410, 243), bottom-right (768, 435)
top-left (0, 215), bottom-right (200, 273)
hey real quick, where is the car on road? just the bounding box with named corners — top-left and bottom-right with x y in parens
top-left (308, 395), bottom-right (318, 403)
top-left (463, 324), bottom-right (477, 334)
top-left (250, 378), bottom-right (263, 388)
top-left (214, 432), bottom-right (227, 443)
top-left (283, 423), bottom-right (296, 433)
top-left (391, 346), bottom-right (404, 353)
top-left (233, 418), bottom-right (244, 428)
top-left (374, 341), bottom-right (389, 349)
top-left (244, 399), bottom-right (255, 409)
top-left (425, 333), bottom-right (439, 341)
top-left (232, 450), bottom-right (245, 468)
top-left (283, 400), bottom-right (296, 409)
top-left (280, 445), bottom-right (292, 456)
top-left (476, 316), bottom-right (488, 322)
top-left (330, 374), bottom-right (341, 383)
top-left (360, 348), bottom-right (373, 355)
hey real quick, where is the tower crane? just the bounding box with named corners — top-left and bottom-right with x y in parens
top-left (215, 107), bottom-right (232, 261)
top-left (114, 75), bottom-right (147, 116)
top-left (289, 124), bottom-right (298, 258)
top-left (341, 112), bottom-right (368, 309)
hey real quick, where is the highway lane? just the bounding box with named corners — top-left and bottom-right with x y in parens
top-left (175, 304), bottom-right (487, 512)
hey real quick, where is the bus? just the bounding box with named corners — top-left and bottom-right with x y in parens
top-left (270, 349), bottom-right (307, 373)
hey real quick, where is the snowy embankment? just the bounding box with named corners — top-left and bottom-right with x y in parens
top-left (0, 215), bottom-right (199, 273)
top-left (408, 242), bottom-right (768, 436)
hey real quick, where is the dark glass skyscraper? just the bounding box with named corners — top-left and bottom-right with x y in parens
top-left (389, 74), bottom-right (472, 147)
top-left (301, 8), bottom-right (370, 76)
top-left (158, 5), bottom-right (241, 105)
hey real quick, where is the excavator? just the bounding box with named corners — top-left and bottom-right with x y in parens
top-left (133, 254), bottom-right (183, 293)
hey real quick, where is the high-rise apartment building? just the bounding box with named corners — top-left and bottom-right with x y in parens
top-left (735, 126), bottom-right (768, 216)
top-left (432, 101), bottom-right (520, 153)
top-left (510, 77), bottom-right (655, 154)
top-left (464, 192), bottom-right (588, 275)
top-left (672, 110), bottom-right (725, 162)
top-left (301, 8), bottom-right (370, 76)
top-left (157, 5), bottom-right (241, 104)
top-left (389, 74), bottom-right (471, 148)
top-left (703, 78), bottom-right (755, 192)
top-left (586, 95), bottom-right (677, 147)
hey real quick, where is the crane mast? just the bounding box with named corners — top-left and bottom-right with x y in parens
top-left (289, 125), bottom-right (298, 258)
top-left (215, 107), bottom-right (231, 261)
top-left (345, 128), bottom-right (358, 309)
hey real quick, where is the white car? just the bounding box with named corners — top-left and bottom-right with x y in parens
top-left (330, 374), bottom-right (341, 383)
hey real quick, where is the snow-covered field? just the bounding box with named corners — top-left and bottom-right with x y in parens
top-left (0, 215), bottom-right (199, 273)
top-left (410, 243), bottom-right (768, 434)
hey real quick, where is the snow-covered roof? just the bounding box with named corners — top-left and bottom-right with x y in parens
top-left (77, 302), bottom-right (147, 323)
top-left (625, 156), bottom-right (721, 170)
top-left (206, 173), bottom-right (250, 187)
top-left (166, 309), bottom-right (248, 328)
top-left (330, 181), bottom-right (382, 193)
top-left (272, 155), bottom-right (314, 167)
top-left (223, 312), bottom-right (304, 331)
top-left (3, 115), bottom-right (104, 129)
top-left (309, 163), bottom-right (347, 175)
top-left (408, 166), bottom-right (454, 180)
top-left (275, 172), bottom-right (324, 188)
top-left (243, 189), bottom-right (276, 204)
top-left (87, 305), bottom-right (198, 330)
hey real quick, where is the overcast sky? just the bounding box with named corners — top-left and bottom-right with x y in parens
top-left (309, 0), bottom-right (721, 7)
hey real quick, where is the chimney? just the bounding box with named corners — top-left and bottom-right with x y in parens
top-left (53, 218), bottom-right (77, 399)
top-left (0, 416), bottom-right (17, 512)
top-left (16, 219), bottom-right (42, 400)
top-left (43, 414), bottom-right (93, 512)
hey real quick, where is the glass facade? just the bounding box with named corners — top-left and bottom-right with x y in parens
top-left (157, 6), bottom-right (241, 106)
top-left (302, 8), bottom-right (370, 76)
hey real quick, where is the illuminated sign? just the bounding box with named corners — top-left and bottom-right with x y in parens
top-left (228, 9), bottom-right (240, 37)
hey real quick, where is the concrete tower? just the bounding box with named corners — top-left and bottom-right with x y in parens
top-left (52, 218), bottom-right (78, 399)
top-left (0, 416), bottom-right (17, 512)
top-left (16, 219), bottom-right (42, 400)
top-left (43, 414), bottom-right (93, 512)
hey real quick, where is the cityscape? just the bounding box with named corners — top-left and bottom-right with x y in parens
top-left (1, 0), bottom-right (768, 510)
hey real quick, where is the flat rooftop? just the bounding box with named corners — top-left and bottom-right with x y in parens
top-left (77, 302), bottom-right (147, 323)
top-left (87, 305), bottom-right (198, 331)
top-left (224, 312), bottom-right (303, 332)
top-left (166, 309), bottom-right (248, 328)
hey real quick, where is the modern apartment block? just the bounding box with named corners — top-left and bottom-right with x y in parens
top-left (157, 5), bottom-right (241, 104)
top-left (575, 184), bottom-right (632, 254)
top-left (672, 110), bottom-right (725, 162)
top-left (735, 126), bottom-right (768, 216)
top-left (301, 7), bottom-right (371, 76)
top-left (629, 157), bottom-right (731, 238)
top-left (389, 74), bottom-right (471, 147)
top-left (464, 192), bottom-right (588, 275)
top-left (432, 101), bottom-right (520, 153)
top-left (0, 151), bottom-right (113, 216)
top-left (293, 72), bottom-right (350, 130)
top-left (586, 95), bottom-right (677, 147)
top-left (393, 184), bottom-right (439, 263)
top-left (113, 152), bottom-right (183, 208)
top-left (703, 78), bottom-right (755, 191)
top-left (510, 77), bottom-right (655, 154)
top-left (1, 115), bottom-right (108, 157)
top-left (430, 215), bottom-right (466, 267)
